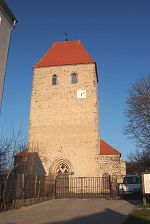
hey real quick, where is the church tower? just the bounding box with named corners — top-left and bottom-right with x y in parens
top-left (29, 40), bottom-right (100, 177)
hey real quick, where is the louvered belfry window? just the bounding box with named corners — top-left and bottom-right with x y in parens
top-left (71, 73), bottom-right (77, 84)
top-left (52, 74), bottom-right (57, 85)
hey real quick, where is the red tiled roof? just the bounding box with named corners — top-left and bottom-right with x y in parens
top-left (100, 139), bottom-right (121, 156)
top-left (34, 40), bottom-right (95, 68)
top-left (14, 148), bottom-right (28, 157)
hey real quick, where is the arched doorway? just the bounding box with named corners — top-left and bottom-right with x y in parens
top-left (102, 173), bottom-right (110, 192)
top-left (55, 163), bottom-right (70, 196)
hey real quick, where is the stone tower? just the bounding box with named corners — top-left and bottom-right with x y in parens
top-left (29, 40), bottom-right (100, 177)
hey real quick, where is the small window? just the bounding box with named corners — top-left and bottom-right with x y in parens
top-left (52, 74), bottom-right (57, 85)
top-left (71, 73), bottom-right (77, 84)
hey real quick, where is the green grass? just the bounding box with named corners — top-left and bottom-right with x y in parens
top-left (123, 204), bottom-right (150, 224)
top-left (140, 204), bottom-right (150, 208)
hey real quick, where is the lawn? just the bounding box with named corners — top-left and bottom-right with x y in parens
top-left (123, 204), bottom-right (150, 224)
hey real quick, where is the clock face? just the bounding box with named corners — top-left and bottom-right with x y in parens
top-left (77, 90), bottom-right (86, 99)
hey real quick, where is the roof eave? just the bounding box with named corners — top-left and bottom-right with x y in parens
top-left (0, 0), bottom-right (17, 26)
top-left (33, 61), bottom-right (96, 69)
top-left (100, 153), bottom-right (121, 156)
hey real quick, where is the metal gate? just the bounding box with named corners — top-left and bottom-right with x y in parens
top-left (55, 176), bottom-right (111, 198)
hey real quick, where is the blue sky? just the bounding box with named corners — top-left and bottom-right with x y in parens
top-left (0, 0), bottom-right (150, 159)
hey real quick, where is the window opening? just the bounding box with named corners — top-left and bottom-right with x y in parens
top-left (71, 73), bottom-right (77, 84)
top-left (52, 74), bottom-right (57, 85)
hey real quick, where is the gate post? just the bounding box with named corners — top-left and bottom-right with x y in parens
top-left (0, 181), bottom-right (4, 211)
top-left (109, 176), bottom-right (118, 198)
top-left (22, 174), bottom-right (25, 199)
top-left (37, 179), bottom-right (41, 198)
top-left (54, 177), bottom-right (57, 198)
top-left (13, 174), bottom-right (17, 209)
top-left (34, 174), bottom-right (37, 198)
top-left (109, 175), bottom-right (112, 198)
top-left (81, 177), bottom-right (83, 199)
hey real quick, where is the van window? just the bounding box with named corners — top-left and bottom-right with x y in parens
top-left (123, 176), bottom-right (140, 184)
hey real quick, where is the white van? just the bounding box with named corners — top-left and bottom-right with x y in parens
top-left (119, 175), bottom-right (141, 195)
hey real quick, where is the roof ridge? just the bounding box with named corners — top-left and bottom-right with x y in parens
top-left (52, 40), bottom-right (81, 44)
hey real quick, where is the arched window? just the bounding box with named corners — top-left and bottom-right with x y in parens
top-left (56, 163), bottom-right (69, 174)
top-left (71, 73), bottom-right (77, 84)
top-left (52, 74), bottom-right (57, 85)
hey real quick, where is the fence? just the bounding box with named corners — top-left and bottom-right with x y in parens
top-left (0, 174), bottom-right (55, 211)
top-left (0, 174), bottom-right (118, 211)
top-left (55, 176), bottom-right (113, 198)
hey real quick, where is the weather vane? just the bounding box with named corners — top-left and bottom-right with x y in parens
top-left (64, 32), bottom-right (69, 41)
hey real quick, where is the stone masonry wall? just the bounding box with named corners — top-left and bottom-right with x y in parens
top-left (99, 155), bottom-right (126, 182)
top-left (28, 63), bottom-right (100, 177)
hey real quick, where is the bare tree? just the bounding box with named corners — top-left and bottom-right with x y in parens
top-left (0, 145), bottom-right (8, 174)
top-left (124, 75), bottom-right (150, 148)
top-left (126, 147), bottom-right (150, 174)
top-left (0, 128), bottom-right (26, 173)
top-left (0, 128), bottom-right (27, 210)
top-left (124, 75), bottom-right (150, 173)
top-left (0, 128), bottom-right (48, 211)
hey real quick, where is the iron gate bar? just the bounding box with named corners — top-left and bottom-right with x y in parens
top-left (55, 176), bottom-right (111, 199)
